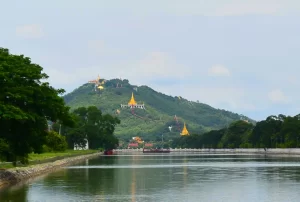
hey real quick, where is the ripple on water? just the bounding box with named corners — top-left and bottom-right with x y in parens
top-left (66, 161), bottom-right (300, 169)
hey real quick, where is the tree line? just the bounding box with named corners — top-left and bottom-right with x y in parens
top-left (51, 106), bottom-right (120, 151)
top-left (172, 114), bottom-right (300, 149)
top-left (0, 48), bottom-right (120, 164)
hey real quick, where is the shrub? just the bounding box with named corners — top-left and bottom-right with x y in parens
top-left (45, 131), bottom-right (68, 152)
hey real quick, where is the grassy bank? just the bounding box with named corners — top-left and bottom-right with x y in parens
top-left (29, 150), bottom-right (97, 161)
top-left (0, 152), bottom-right (101, 188)
top-left (0, 150), bottom-right (98, 169)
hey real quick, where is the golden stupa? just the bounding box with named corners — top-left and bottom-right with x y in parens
top-left (128, 92), bottom-right (137, 106)
top-left (180, 122), bottom-right (190, 136)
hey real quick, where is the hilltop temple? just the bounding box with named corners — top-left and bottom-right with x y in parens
top-left (180, 123), bottom-right (190, 136)
top-left (88, 74), bottom-right (101, 84)
top-left (88, 75), bottom-right (105, 91)
top-left (121, 92), bottom-right (145, 109)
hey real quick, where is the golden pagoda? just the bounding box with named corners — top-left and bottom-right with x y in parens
top-left (180, 122), bottom-right (190, 136)
top-left (121, 92), bottom-right (145, 109)
top-left (97, 86), bottom-right (104, 90)
top-left (128, 92), bottom-right (137, 105)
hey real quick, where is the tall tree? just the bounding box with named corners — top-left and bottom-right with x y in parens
top-left (0, 48), bottom-right (74, 163)
top-left (279, 115), bottom-right (300, 147)
top-left (220, 120), bottom-right (253, 148)
top-left (66, 106), bottom-right (120, 150)
top-left (250, 115), bottom-right (283, 148)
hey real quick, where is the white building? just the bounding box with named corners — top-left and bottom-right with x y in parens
top-left (74, 138), bottom-right (89, 150)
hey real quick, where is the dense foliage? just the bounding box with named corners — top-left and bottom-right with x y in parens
top-left (172, 114), bottom-right (300, 149)
top-left (0, 48), bottom-right (74, 163)
top-left (64, 79), bottom-right (254, 141)
top-left (44, 131), bottom-right (68, 152)
top-left (52, 106), bottom-right (120, 151)
top-left (0, 48), bottom-right (123, 164)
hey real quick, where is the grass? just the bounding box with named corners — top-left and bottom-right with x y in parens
top-left (0, 163), bottom-right (15, 170)
top-left (28, 149), bottom-right (97, 161)
top-left (0, 149), bottom-right (98, 170)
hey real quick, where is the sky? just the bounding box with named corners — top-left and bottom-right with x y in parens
top-left (1, 0), bottom-right (300, 121)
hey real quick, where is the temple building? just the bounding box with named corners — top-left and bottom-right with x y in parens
top-left (180, 122), bottom-right (190, 136)
top-left (88, 75), bottom-right (101, 84)
top-left (121, 92), bottom-right (145, 109)
top-left (88, 75), bottom-right (105, 91)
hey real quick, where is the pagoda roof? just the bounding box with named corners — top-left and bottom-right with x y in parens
top-left (181, 122), bottom-right (190, 136)
top-left (128, 92), bottom-right (137, 105)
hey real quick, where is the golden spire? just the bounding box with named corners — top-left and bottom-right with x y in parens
top-left (97, 74), bottom-right (100, 81)
top-left (128, 92), bottom-right (137, 105)
top-left (181, 122), bottom-right (190, 136)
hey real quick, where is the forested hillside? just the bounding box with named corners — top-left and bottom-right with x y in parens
top-left (172, 114), bottom-right (300, 149)
top-left (63, 78), bottom-right (254, 141)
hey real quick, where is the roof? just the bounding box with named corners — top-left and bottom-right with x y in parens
top-left (128, 92), bottom-right (137, 105)
top-left (181, 122), bottom-right (190, 136)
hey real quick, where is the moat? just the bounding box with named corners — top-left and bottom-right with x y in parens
top-left (1, 152), bottom-right (300, 202)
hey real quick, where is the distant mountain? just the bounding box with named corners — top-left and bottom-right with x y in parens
top-left (63, 78), bottom-right (255, 141)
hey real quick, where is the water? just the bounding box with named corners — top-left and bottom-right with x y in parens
top-left (1, 152), bottom-right (300, 202)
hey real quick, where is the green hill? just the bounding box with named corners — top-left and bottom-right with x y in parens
top-left (63, 78), bottom-right (254, 141)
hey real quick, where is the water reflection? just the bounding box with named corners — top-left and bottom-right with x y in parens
top-left (131, 167), bottom-right (136, 202)
top-left (183, 157), bottom-right (188, 191)
top-left (1, 153), bottom-right (300, 201)
top-left (0, 184), bottom-right (28, 202)
top-left (85, 159), bottom-right (89, 181)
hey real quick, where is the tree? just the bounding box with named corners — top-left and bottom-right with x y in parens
top-left (250, 115), bottom-right (282, 148)
top-left (66, 106), bottom-right (120, 150)
top-left (279, 115), bottom-right (300, 147)
top-left (200, 129), bottom-right (225, 148)
top-left (0, 48), bottom-right (74, 163)
top-left (219, 120), bottom-right (253, 148)
top-left (45, 131), bottom-right (68, 152)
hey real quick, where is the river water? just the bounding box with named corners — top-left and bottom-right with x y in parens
top-left (1, 152), bottom-right (300, 202)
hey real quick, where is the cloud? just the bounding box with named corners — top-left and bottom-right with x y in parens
top-left (287, 76), bottom-right (299, 85)
top-left (186, 87), bottom-right (254, 111)
top-left (65, 0), bottom-right (299, 16)
top-left (149, 82), bottom-right (256, 111)
top-left (209, 1), bottom-right (282, 16)
top-left (268, 89), bottom-right (289, 103)
top-left (208, 65), bottom-right (231, 76)
top-left (130, 51), bottom-right (191, 78)
top-left (15, 24), bottom-right (44, 39)
top-left (87, 40), bottom-right (124, 55)
top-left (88, 40), bottom-right (106, 53)
top-left (111, 0), bottom-right (293, 16)
top-left (46, 68), bottom-right (88, 86)
top-left (44, 51), bottom-right (192, 89)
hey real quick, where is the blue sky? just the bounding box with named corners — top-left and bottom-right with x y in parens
top-left (1, 0), bottom-right (300, 121)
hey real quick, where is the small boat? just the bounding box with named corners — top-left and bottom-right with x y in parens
top-left (104, 150), bottom-right (113, 155)
top-left (143, 148), bottom-right (171, 153)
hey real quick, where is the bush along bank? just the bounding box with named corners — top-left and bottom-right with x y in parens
top-left (0, 152), bottom-right (101, 188)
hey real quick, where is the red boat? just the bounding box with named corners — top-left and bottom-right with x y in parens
top-left (143, 148), bottom-right (171, 153)
top-left (104, 150), bottom-right (113, 155)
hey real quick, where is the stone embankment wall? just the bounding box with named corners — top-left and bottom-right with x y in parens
top-left (115, 148), bottom-right (300, 155)
top-left (170, 148), bottom-right (300, 154)
top-left (0, 152), bottom-right (101, 188)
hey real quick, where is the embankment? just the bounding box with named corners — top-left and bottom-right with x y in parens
top-left (0, 152), bottom-right (101, 188)
top-left (171, 148), bottom-right (300, 155)
top-left (115, 148), bottom-right (300, 155)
